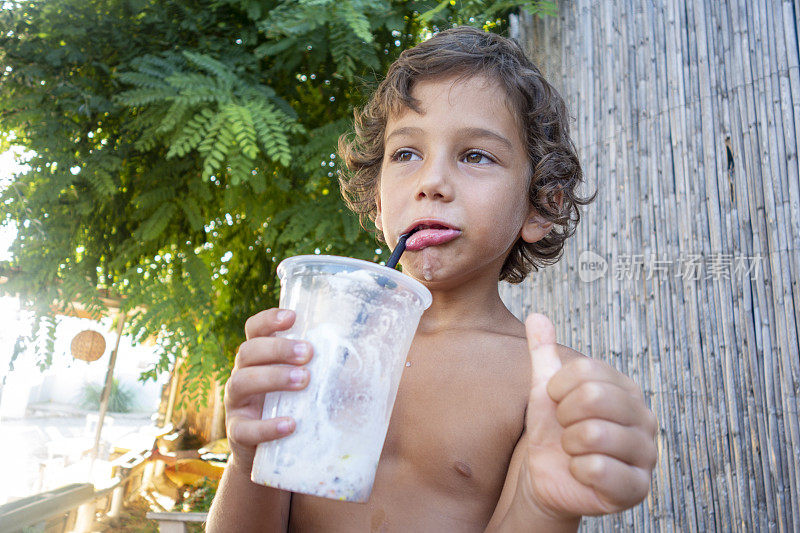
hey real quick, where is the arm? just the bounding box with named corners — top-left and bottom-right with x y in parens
top-left (484, 419), bottom-right (580, 533)
top-left (206, 456), bottom-right (291, 533)
top-left (487, 314), bottom-right (656, 531)
top-left (205, 308), bottom-right (313, 532)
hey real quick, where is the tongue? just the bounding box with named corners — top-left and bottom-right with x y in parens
top-left (406, 228), bottom-right (461, 251)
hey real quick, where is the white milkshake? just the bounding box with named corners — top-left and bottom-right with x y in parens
top-left (251, 256), bottom-right (431, 502)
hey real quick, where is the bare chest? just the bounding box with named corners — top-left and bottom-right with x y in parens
top-left (381, 344), bottom-right (527, 495)
top-left (289, 333), bottom-right (530, 532)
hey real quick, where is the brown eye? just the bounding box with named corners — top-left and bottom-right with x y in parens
top-left (464, 151), bottom-right (491, 164)
top-left (392, 150), bottom-right (418, 162)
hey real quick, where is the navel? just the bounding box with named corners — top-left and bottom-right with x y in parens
top-left (453, 460), bottom-right (473, 478)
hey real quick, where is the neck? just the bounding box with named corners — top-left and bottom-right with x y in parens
top-left (415, 271), bottom-right (520, 336)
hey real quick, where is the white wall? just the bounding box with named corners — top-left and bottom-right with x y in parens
top-left (0, 296), bottom-right (169, 417)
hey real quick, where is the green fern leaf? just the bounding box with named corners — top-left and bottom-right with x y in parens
top-left (136, 202), bottom-right (177, 241)
top-left (338, 1), bottom-right (374, 43)
top-left (180, 201), bottom-right (204, 230)
top-left (115, 87), bottom-right (176, 106)
top-left (167, 109), bottom-right (213, 159)
top-left (254, 38), bottom-right (297, 58)
top-left (116, 71), bottom-right (169, 89)
top-left (183, 252), bottom-right (212, 301)
top-left (182, 51), bottom-right (236, 89)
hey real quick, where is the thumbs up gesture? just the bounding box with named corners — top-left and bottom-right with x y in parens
top-left (500, 314), bottom-right (658, 527)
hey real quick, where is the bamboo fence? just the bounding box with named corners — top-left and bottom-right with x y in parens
top-left (504, 1), bottom-right (800, 531)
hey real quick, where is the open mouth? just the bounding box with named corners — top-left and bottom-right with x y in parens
top-left (411, 223), bottom-right (451, 232)
top-left (404, 221), bottom-right (462, 251)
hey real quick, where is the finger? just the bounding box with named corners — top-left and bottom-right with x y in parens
top-left (235, 337), bottom-right (312, 369)
top-left (547, 357), bottom-right (644, 403)
top-left (569, 454), bottom-right (652, 512)
top-left (555, 381), bottom-right (653, 428)
top-left (229, 416), bottom-right (296, 447)
top-left (245, 308), bottom-right (295, 340)
top-left (225, 365), bottom-right (310, 407)
top-left (561, 419), bottom-right (658, 470)
top-left (525, 313), bottom-right (561, 388)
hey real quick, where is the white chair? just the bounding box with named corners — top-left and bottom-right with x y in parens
top-left (44, 426), bottom-right (92, 463)
top-left (84, 413), bottom-right (114, 438)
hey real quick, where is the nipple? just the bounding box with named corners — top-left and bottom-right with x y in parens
top-left (453, 460), bottom-right (473, 478)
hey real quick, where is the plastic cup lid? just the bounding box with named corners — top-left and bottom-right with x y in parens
top-left (277, 255), bottom-right (432, 310)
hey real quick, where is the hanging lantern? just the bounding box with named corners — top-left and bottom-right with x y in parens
top-left (71, 330), bottom-right (106, 362)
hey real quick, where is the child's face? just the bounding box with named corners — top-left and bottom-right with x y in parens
top-left (376, 74), bottom-right (551, 286)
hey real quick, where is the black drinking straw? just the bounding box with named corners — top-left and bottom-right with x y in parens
top-left (364, 231), bottom-right (414, 298)
top-left (385, 232), bottom-right (413, 269)
top-left (353, 231), bottom-right (413, 328)
top-left (351, 230), bottom-right (418, 332)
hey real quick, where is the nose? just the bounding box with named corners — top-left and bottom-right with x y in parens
top-left (414, 154), bottom-right (454, 202)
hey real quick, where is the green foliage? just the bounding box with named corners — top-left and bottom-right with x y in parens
top-left (429, 0), bottom-right (558, 24)
top-left (0, 0), bottom-right (548, 391)
top-left (177, 477), bottom-right (219, 513)
top-left (116, 51), bottom-right (304, 181)
top-left (5, 315), bottom-right (58, 379)
top-left (523, 1), bottom-right (559, 19)
top-left (79, 378), bottom-right (138, 413)
top-left (114, 495), bottom-right (161, 533)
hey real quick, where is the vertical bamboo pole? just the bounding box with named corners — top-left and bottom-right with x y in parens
top-left (90, 311), bottom-right (126, 468)
top-left (507, 1), bottom-right (799, 529)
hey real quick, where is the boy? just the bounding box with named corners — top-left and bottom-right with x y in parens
top-left (207, 26), bottom-right (657, 532)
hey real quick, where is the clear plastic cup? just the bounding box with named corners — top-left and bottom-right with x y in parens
top-left (250, 255), bottom-right (432, 502)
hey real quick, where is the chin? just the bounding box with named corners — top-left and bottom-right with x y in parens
top-left (403, 266), bottom-right (467, 291)
top-left (399, 250), bottom-right (447, 282)
top-left (402, 251), bottom-right (505, 290)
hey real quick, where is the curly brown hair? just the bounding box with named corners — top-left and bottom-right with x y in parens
top-left (337, 25), bottom-right (596, 283)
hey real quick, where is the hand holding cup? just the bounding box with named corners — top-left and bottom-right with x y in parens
top-left (224, 308), bottom-right (313, 467)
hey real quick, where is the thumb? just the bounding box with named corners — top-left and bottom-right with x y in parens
top-left (525, 313), bottom-right (561, 389)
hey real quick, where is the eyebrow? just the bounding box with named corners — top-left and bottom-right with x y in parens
top-left (385, 126), bottom-right (514, 151)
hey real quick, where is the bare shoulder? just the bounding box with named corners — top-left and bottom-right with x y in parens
top-left (555, 342), bottom-right (587, 365)
top-left (407, 316), bottom-right (588, 421)
top-left (484, 317), bottom-right (588, 395)
top-left (497, 316), bottom-right (586, 362)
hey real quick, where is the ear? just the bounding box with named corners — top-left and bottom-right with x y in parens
top-left (519, 210), bottom-right (552, 243)
top-left (520, 191), bottom-right (563, 243)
